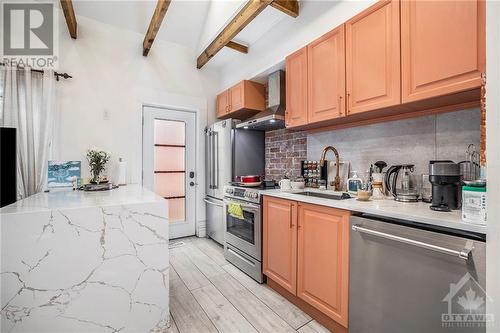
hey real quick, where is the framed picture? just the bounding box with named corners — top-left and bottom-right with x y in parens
top-left (48, 161), bottom-right (81, 188)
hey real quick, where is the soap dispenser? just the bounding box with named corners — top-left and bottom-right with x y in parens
top-left (348, 171), bottom-right (363, 195)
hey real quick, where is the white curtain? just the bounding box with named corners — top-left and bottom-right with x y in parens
top-left (0, 66), bottom-right (56, 199)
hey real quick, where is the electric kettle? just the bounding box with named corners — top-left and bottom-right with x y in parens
top-left (384, 164), bottom-right (420, 202)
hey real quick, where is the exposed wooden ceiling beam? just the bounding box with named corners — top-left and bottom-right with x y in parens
top-left (60, 0), bottom-right (77, 39)
top-left (197, 0), bottom-right (299, 69)
top-left (143, 0), bottom-right (172, 56)
top-left (226, 41), bottom-right (248, 54)
top-left (270, 0), bottom-right (299, 18)
top-left (197, 0), bottom-right (273, 69)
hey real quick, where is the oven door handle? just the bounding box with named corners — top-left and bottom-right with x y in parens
top-left (223, 199), bottom-right (260, 211)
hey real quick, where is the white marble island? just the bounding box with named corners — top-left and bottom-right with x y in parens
top-left (0, 185), bottom-right (170, 332)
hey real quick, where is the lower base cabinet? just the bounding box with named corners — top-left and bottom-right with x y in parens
top-left (263, 196), bottom-right (350, 329)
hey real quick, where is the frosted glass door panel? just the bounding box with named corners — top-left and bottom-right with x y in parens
top-left (167, 198), bottom-right (185, 223)
top-left (154, 173), bottom-right (185, 198)
top-left (154, 147), bottom-right (185, 171)
top-left (154, 119), bottom-right (185, 222)
top-left (154, 121), bottom-right (185, 145)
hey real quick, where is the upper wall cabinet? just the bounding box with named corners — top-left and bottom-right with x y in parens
top-left (401, 0), bottom-right (486, 103)
top-left (345, 0), bottom-right (401, 115)
top-left (307, 25), bottom-right (346, 123)
top-left (216, 90), bottom-right (229, 118)
top-left (285, 47), bottom-right (309, 127)
top-left (216, 80), bottom-right (266, 120)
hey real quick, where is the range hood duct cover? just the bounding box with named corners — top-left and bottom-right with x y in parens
top-left (236, 70), bottom-right (286, 131)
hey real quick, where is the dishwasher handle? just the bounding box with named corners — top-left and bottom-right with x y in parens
top-left (352, 224), bottom-right (474, 260)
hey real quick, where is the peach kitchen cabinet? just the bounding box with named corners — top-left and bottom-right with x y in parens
top-left (216, 90), bottom-right (229, 118)
top-left (307, 25), bottom-right (346, 124)
top-left (345, 0), bottom-right (401, 115)
top-left (263, 196), bottom-right (350, 328)
top-left (297, 203), bottom-right (350, 327)
top-left (263, 196), bottom-right (297, 294)
top-left (285, 47), bottom-right (308, 128)
top-left (216, 80), bottom-right (266, 120)
top-left (401, 0), bottom-right (485, 103)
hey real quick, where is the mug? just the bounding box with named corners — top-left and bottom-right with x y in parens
top-left (279, 179), bottom-right (292, 190)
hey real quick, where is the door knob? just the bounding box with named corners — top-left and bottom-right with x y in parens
top-left (189, 182), bottom-right (197, 187)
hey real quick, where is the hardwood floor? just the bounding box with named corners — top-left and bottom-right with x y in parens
top-left (168, 237), bottom-right (332, 333)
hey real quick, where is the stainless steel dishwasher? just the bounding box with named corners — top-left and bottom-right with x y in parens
top-left (349, 214), bottom-right (487, 333)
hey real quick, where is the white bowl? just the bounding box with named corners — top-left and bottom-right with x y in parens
top-left (290, 181), bottom-right (305, 190)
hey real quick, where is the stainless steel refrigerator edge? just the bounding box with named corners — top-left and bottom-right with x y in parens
top-left (205, 119), bottom-right (264, 245)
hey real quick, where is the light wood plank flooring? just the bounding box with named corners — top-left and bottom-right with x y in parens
top-left (168, 237), bottom-right (332, 333)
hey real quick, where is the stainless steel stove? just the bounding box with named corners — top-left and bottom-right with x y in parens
top-left (223, 184), bottom-right (276, 283)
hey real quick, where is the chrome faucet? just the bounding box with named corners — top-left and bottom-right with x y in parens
top-left (319, 146), bottom-right (341, 191)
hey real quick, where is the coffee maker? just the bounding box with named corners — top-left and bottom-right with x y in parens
top-left (429, 160), bottom-right (462, 211)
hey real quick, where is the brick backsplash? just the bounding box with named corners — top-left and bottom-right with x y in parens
top-left (265, 129), bottom-right (307, 180)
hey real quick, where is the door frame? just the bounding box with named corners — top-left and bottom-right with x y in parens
top-left (142, 103), bottom-right (199, 239)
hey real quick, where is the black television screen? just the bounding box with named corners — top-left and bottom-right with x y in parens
top-left (1, 127), bottom-right (17, 207)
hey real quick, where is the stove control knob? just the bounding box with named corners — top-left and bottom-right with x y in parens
top-left (226, 188), bottom-right (233, 194)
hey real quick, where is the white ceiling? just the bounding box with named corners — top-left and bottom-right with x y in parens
top-left (70, 0), bottom-right (290, 69)
top-left (72, 0), bottom-right (211, 51)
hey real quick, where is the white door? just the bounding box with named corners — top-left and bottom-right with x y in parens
top-left (143, 105), bottom-right (197, 239)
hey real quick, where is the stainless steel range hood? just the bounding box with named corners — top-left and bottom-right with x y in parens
top-left (236, 70), bottom-right (286, 131)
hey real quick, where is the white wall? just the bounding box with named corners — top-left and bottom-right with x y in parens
top-left (55, 13), bottom-right (216, 232)
top-left (486, 1), bottom-right (500, 332)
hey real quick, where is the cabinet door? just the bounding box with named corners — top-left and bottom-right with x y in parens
top-left (229, 81), bottom-right (244, 112)
top-left (401, 0), bottom-right (485, 103)
top-left (263, 196), bottom-right (297, 294)
top-left (307, 25), bottom-right (346, 124)
top-left (346, 0), bottom-right (400, 115)
top-left (216, 90), bottom-right (229, 118)
top-left (297, 203), bottom-right (349, 327)
top-left (285, 47), bottom-right (308, 128)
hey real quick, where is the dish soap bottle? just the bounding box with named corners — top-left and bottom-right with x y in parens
top-left (348, 171), bottom-right (363, 195)
top-left (117, 157), bottom-right (127, 186)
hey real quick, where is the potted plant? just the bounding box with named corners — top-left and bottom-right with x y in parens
top-left (86, 149), bottom-right (110, 184)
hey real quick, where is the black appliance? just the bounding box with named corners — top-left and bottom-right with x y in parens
top-left (1, 127), bottom-right (17, 208)
top-left (429, 160), bottom-right (462, 212)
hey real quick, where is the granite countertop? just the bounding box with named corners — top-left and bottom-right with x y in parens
top-left (261, 188), bottom-right (487, 235)
top-left (0, 184), bottom-right (165, 214)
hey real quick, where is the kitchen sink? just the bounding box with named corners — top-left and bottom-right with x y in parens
top-left (295, 191), bottom-right (352, 200)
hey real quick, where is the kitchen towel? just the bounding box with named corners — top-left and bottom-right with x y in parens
top-left (228, 202), bottom-right (244, 220)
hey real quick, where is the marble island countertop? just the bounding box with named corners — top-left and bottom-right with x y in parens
top-left (0, 184), bottom-right (165, 214)
top-left (1, 184), bottom-right (170, 332)
top-left (261, 188), bottom-right (486, 235)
